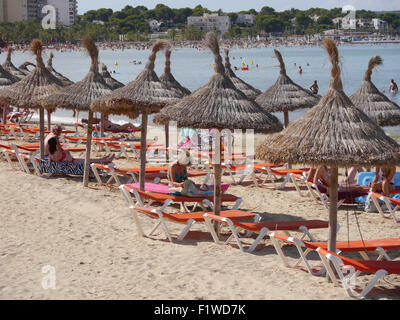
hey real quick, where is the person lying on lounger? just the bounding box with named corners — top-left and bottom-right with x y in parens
top-left (45, 125), bottom-right (114, 163)
top-left (369, 166), bottom-right (396, 197)
top-left (103, 115), bottom-right (140, 132)
top-left (313, 166), bottom-right (369, 195)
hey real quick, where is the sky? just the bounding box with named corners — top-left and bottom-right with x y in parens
top-left (77, 0), bottom-right (400, 14)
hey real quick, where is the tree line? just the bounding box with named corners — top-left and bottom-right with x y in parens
top-left (0, 4), bottom-right (399, 44)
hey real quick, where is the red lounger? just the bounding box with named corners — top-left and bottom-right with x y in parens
top-left (131, 206), bottom-right (257, 242)
top-left (120, 183), bottom-right (242, 213)
top-left (203, 213), bottom-right (329, 253)
top-left (316, 246), bottom-right (400, 299)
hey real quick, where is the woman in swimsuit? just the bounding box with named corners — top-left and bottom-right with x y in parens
top-left (370, 166), bottom-right (396, 197)
top-left (45, 125), bottom-right (114, 163)
top-left (313, 166), bottom-right (369, 195)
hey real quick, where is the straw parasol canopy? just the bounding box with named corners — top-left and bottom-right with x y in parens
top-left (42, 38), bottom-right (113, 112)
top-left (18, 61), bottom-right (35, 76)
top-left (0, 64), bottom-right (19, 86)
top-left (255, 49), bottom-right (320, 127)
top-left (159, 49), bottom-right (191, 96)
top-left (224, 49), bottom-right (261, 100)
top-left (2, 46), bottom-right (26, 80)
top-left (100, 62), bottom-right (124, 90)
top-left (155, 32), bottom-right (283, 218)
top-left (158, 49), bottom-right (191, 161)
top-left (256, 38), bottom-right (400, 254)
top-left (0, 63), bottom-right (19, 123)
top-left (91, 40), bottom-right (181, 116)
top-left (42, 37), bottom-right (115, 186)
top-left (350, 56), bottom-right (400, 127)
top-left (0, 40), bottom-right (63, 109)
top-left (154, 35), bottom-right (282, 134)
top-left (0, 40), bottom-right (63, 158)
top-left (47, 51), bottom-right (74, 87)
top-left (92, 40), bottom-right (188, 191)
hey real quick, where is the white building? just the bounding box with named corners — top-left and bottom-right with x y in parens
top-left (236, 13), bottom-right (254, 26)
top-left (358, 18), bottom-right (372, 29)
top-left (187, 13), bottom-right (231, 37)
top-left (372, 18), bottom-right (388, 31)
top-left (46, 0), bottom-right (77, 26)
top-left (341, 17), bottom-right (357, 29)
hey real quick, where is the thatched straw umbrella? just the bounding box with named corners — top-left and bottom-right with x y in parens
top-left (350, 56), bottom-right (400, 127)
top-left (92, 40), bottom-right (184, 191)
top-left (159, 49), bottom-right (191, 160)
top-left (0, 64), bottom-right (19, 86)
top-left (42, 36), bottom-right (114, 187)
top-left (18, 61), bottom-right (35, 76)
top-left (154, 32), bottom-right (283, 217)
top-left (0, 65), bottom-right (19, 123)
top-left (224, 49), bottom-right (261, 100)
top-left (100, 62), bottom-right (124, 90)
top-left (47, 51), bottom-right (74, 87)
top-left (256, 38), bottom-right (400, 254)
top-left (0, 40), bottom-right (63, 157)
top-left (2, 46), bottom-right (26, 80)
top-left (255, 49), bottom-right (320, 127)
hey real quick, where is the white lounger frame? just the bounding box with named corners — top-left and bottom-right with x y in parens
top-left (316, 247), bottom-right (392, 299)
top-left (203, 214), bottom-right (324, 253)
top-left (367, 192), bottom-right (399, 223)
top-left (119, 184), bottom-right (242, 214)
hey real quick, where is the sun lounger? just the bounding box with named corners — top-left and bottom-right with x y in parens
top-left (302, 180), bottom-right (369, 210)
top-left (269, 232), bottom-right (400, 277)
top-left (63, 136), bottom-right (120, 147)
top-left (130, 206), bottom-right (258, 242)
top-left (316, 246), bottom-right (400, 299)
top-left (255, 166), bottom-right (310, 189)
top-left (203, 213), bottom-right (330, 253)
top-left (1, 145), bottom-right (32, 173)
top-left (93, 140), bottom-right (162, 159)
top-left (37, 159), bottom-right (94, 178)
top-left (216, 162), bottom-right (285, 185)
top-left (120, 183), bottom-right (241, 213)
top-left (91, 163), bottom-right (210, 186)
top-left (368, 191), bottom-right (400, 223)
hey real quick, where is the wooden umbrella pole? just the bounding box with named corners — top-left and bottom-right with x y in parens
top-left (100, 114), bottom-right (105, 137)
top-left (283, 110), bottom-right (289, 128)
top-left (139, 113), bottom-right (148, 191)
top-left (47, 110), bottom-right (51, 131)
top-left (328, 166), bottom-right (338, 252)
top-left (83, 110), bottom-right (94, 187)
top-left (2, 104), bottom-right (6, 124)
top-left (164, 123), bottom-right (169, 163)
top-left (214, 128), bottom-right (222, 216)
top-left (39, 108), bottom-right (45, 159)
top-left (327, 165), bottom-right (338, 281)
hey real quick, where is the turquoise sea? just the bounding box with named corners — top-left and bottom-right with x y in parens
top-left (5, 44), bottom-right (400, 134)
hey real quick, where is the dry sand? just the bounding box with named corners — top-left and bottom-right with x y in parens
top-left (0, 124), bottom-right (400, 300)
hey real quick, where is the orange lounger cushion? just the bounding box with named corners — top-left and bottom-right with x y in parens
top-left (134, 207), bottom-right (256, 223)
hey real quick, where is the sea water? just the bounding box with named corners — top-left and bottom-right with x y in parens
top-left (5, 44), bottom-right (400, 134)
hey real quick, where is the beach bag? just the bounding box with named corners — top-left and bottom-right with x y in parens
top-left (364, 196), bottom-right (378, 213)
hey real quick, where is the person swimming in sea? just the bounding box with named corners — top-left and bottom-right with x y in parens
top-left (389, 79), bottom-right (398, 94)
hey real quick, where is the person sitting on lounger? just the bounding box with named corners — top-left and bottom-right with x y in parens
top-left (369, 166), bottom-right (396, 197)
top-left (103, 115), bottom-right (140, 132)
top-left (45, 125), bottom-right (114, 163)
top-left (168, 151), bottom-right (210, 210)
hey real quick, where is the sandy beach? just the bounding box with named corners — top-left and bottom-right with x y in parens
top-left (1, 124), bottom-right (400, 300)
